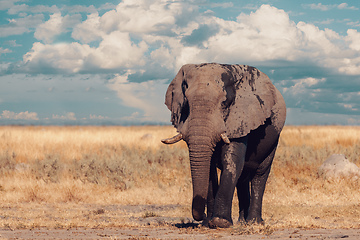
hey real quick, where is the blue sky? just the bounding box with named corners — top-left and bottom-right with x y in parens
top-left (0, 0), bottom-right (360, 125)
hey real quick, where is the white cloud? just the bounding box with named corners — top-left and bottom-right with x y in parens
top-left (279, 77), bottom-right (330, 112)
top-left (308, 3), bottom-right (330, 11)
top-left (296, 22), bottom-right (341, 56)
top-left (338, 57), bottom-right (360, 75)
top-left (314, 19), bottom-right (334, 25)
top-left (105, 0), bottom-right (186, 34)
top-left (107, 73), bottom-right (169, 122)
top-left (34, 13), bottom-right (63, 43)
top-left (6, 3), bottom-right (28, 14)
top-left (242, 4), bottom-right (259, 10)
top-left (338, 3), bottom-right (348, 9)
top-left (192, 5), bottom-right (359, 75)
top-left (24, 30), bottom-right (148, 73)
top-left (72, 13), bottom-right (103, 43)
top-left (337, 3), bottom-right (358, 10)
top-left (283, 77), bottom-right (326, 95)
top-left (346, 21), bottom-right (360, 27)
top-left (9, 2), bottom-right (356, 81)
top-left (64, 5), bottom-right (97, 14)
top-left (150, 46), bottom-right (174, 70)
top-left (72, 0), bottom-right (196, 44)
top-left (85, 31), bottom-right (148, 69)
top-left (305, 3), bottom-right (358, 11)
top-left (15, 3), bottom-right (360, 77)
top-left (343, 104), bottom-right (357, 110)
top-left (174, 5), bottom-right (304, 65)
top-left (0, 0), bottom-right (19, 10)
top-left (0, 14), bottom-right (43, 37)
top-left (7, 4), bottom-right (59, 14)
top-left (89, 114), bottom-right (108, 120)
top-left (211, 3), bottom-right (234, 8)
top-left (0, 110), bottom-right (39, 120)
top-left (52, 112), bottom-right (76, 120)
top-left (5, 39), bottom-right (21, 47)
top-left (34, 13), bottom-right (81, 43)
top-left (345, 29), bottom-right (360, 51)
top-left (0, 47), bottom-right (11, 54)
top-left (167, 4), bottom-right (344, 70)
top-left (23, 42), bottom-right (92, 73)
top-left (121, 112), bottom-right (141, 122)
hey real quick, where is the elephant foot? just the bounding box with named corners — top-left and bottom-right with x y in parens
top-left (237, 211), bottom-right (247, 224)
top-left (237, 217), bottom-right (247, 225)
top-left (208, 217), bottom-right (232, 229)
top-left (246, 216), bottom-right (264, 225)
top-left (201, 218), bottom-right (210, 227)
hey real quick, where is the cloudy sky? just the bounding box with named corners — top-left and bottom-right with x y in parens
top-left (0, 0), bottom-right (359, 125)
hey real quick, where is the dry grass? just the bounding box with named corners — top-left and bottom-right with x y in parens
top-left (0, 125), bottom-right (360, 231)
top-left (0, 126), bottom-right (190, 203)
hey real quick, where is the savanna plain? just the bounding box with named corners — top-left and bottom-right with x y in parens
top-left (1, 125), bottom-right (360, 239)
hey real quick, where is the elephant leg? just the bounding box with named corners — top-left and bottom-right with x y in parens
top-left (203, 158), bottom-right (218, 226)
top-left (236, 179), bottom-right (250, 223)
top-left (247, 144), bottom-right (277, 223)
top-left (208, 137), bottom-right (247, 228)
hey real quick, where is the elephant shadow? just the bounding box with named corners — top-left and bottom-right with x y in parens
top-left (174, 221), bottom-right (200, 229)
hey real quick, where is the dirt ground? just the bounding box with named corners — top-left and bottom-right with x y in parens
top-left (1, 227), bottom-right (360, 239)
top-left (1, 204), bottom-right (360, 239)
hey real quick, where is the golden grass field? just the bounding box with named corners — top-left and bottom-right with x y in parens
top-left (0, 125), bottom-right (360, 233)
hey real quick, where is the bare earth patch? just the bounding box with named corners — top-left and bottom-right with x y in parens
top-left (1, 227), bottom-right (360, 239)
top-left (1, 204), bottom-right (360, 239)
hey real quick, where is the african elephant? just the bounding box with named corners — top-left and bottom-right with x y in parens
top-left (161, 63), bottom-right (286, 228)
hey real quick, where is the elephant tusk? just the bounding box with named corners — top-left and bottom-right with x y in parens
top-left (220, 133), bottom-right (230, 144)
top-left (161, 133), bottom-right (183, 144)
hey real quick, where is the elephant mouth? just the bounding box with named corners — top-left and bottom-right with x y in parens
top-left (161, 132), bottom-right (230, 145)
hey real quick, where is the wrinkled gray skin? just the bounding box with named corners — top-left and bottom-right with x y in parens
top-left (162, 63), bottom-right (286, 228)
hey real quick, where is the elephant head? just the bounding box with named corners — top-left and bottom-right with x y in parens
top-left (162, 63), bottom-right (278, 221)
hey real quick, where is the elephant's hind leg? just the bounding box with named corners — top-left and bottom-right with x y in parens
top-left (247, 144), bottom-right (277, 223)
top-left (236, 179), bottom-right (250, 223)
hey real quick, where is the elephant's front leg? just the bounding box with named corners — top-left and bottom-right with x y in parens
top-left (208, 137), bottom-right (247, 228)
top-left (203, 156), bottom-right (219, 226)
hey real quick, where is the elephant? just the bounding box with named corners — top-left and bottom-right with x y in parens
top-left (161, 63), bottom-right (286, 228)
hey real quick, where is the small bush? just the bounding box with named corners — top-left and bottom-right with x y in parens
top-left (143, 211), bottom-right (159, 218)
top-left (31, 156), bottom-right (62, 183)
top-left (71, 153), bottom-right (129, 190)
top-left (0, 151), bottom-right (16, 175)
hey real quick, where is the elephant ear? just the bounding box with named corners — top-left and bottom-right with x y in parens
top-left (224, 65), bottom-right (276, 138)
top-left (165, 64), bottom-right (194, 132)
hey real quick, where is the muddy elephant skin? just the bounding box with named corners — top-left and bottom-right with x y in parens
top-left (162, 63), bottom-right (286, 228)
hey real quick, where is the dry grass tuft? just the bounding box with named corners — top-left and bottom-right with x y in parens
top-left (1, 125), bottom-right (360, 231)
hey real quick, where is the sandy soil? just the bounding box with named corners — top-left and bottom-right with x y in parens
top-left (1, 226), bottom-right (360, 239)
top-left (1, 204), bottom-right (360, 239)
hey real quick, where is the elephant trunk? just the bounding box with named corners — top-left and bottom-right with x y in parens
top-left (187, 118), bottom-right (218, 221)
